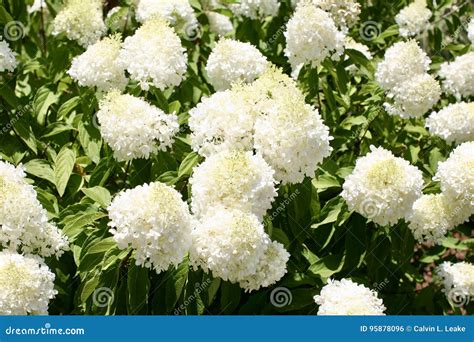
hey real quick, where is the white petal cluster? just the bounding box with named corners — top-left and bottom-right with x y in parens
top-left (96, 91), bottom-right (179, 162)
top-left (314, 279), bottom-right (386, 315)
top-left (108, 182), bottom-right (193, 273)
top-left (426, 102), bottom-right (474, 144)
top-left (0, 160), bottom-right (68, 258)
top-left (190, 208), bottom-right (288, 291)
top-left (230, 0), bottom-right (280, 19)
top-left (248, 69), bottom-right (333, 184)
top-left (189, 150), bottom-right (277, 219)
top-left (341, 146), bottom-right (424, 226)
top-left (206, 38), bottom-right (268, 91)
top-left (189, 90), bottom-right (255, 157)
top-left (68, 35), bottom-right (127, 91)
top-left (136, 0), bottom-right (198, 32)
top-left (118, 18), bottom-right (187, 91)
top-left (313, 0), bottom-right (361, 30)
top-left (439, 52), bottom-right (474, 99)
top-left (375, 40), bottom-right (430, 91)
top-left (284, 3), bottom-right (345, 70)
top-left (395, 0), bottom-right (432, 37)
top-left (468, 18), bottom-right (474, 44)
top-left (0, 251), bottom-right (57, 315)
top-left (434, 142), bottom-right (474, 211)
top-left (406, 194), bottom-right (470, 245)
top-left (437, 262), bottom-right (474, 301)
top-left (207, 12), bottom-right (233, 36)
top-left (52, 0), bottom-right (106, 47)
top-left (0, 40), bottom-right (18, 72)
top-left (383, 73), bottom-right (441, 119)
top-left (28, 0), bottom-right (47, 13)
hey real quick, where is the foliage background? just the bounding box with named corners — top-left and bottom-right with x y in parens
top-left (0, 0), bottom-right (472, 315)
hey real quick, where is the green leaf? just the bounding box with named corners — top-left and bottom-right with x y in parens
top-left (57, 96), bottom-right (81, 120)
top-left (127, 263), bottom-right (150, 315)
top-left (307, 253), bottom-right (344, 279)
top-left (24, 159), bottom-right (55, 184)
top-left (165, 258), bottom-right (189, 311)
top-left (32, 86), bottom-right (59, 126)
top-left (178, 152), bottom-right (200, 178)
top-left (54, 146), bottom-right (76, 197)
top-left (81, 186), bottom-right (112, 208)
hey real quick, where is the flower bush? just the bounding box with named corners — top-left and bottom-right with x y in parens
top-left (0, 0), bottom-right (472, 315)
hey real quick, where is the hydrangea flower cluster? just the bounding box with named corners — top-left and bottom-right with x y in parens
top-left (314, 279), bottom-right (386, 315)
top-left (189, 150), bottom-right (277, 219)
top-left (52, 0), bottom-right (106, 47)
top-left (312, 0), bottom-right (361, 30)
top-left (395, 0), bottom-right (432, 37)
top-left (375, 40), bottom-right (431, 91)
top-left (437, 262), bottom-right (474, 301)
top-left (426, 102), bottom-right (474, 144)
top-left (439, 52), bottom-right (474, 99)
top-left (0, 250), bottom-right (57, 315)
top-left (406, 194), bottom-right (471, 245)
top-left (206, 38), bottom-right (268, 91)
top-left (68, 34), bottom-right (128, 91)
top-left (96, 91), bottom-right (179, 162)
top-left (383, 73), bottom-right (441, 119)
top-left (108, 182), bottom-right (193, 273)
top-left (376, 40), bottom-right (440, 118)
top-left (0, 159), bottom-right (68, 258)
top-left (190, 208), bottom-right (289, 292)
top-left (284, 2), bottom-right (345, 71)
top-left (135, 0), bottom-right (198, 33)
top-left (434, 142), bottom-right (474, 212)
top-left (468, 18), bottom-right (474, 44)
top-left (0, 40), bottom-right (18, 72)
top-left (118, 17), bottom-right (187, 91)
top-left (188, 90), bottom-right (255, 157)
top-left (207, 12), bottom-right (233, 36)
top-left (341, 146), bottom-right (424, 226)
top-left (229, 0), bottom-right (280, 19)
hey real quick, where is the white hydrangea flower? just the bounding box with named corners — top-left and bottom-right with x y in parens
top-left (468, 18), bottom-right (474, 44)
top-left (375, 40), bottom-right (431, 91)
top-left (239, 240), bottom-right (290, 292)
top-left (190, 208), bottom-right (287, 291)
top-left (313, 0), bottom-right (361, 30)
top-left (426, 102), bottom-right (474, 144)
top-left (68, 34), bottom-right (127, 91)
top-left (314, 278), bottom-right (386, 315)
top-left (230, 0), bottom-right (280, 19)
top-left (206, 38), bottom-right (268, 91)
top-left (0, 159), bottom-right (68, 258)
top-left (434, 142), bottom-right (474, 211)
top-left (284, 3), bottom-right (345, 70)
top-left (189, 90), bottom-right (255, 157)
top-left (207, 11), bottom-right (233, 36)
top-left (135, 0), bottom-right (198, 32)
top-left (383, 73), bottom-right (441, 119)
top-left (406, 193), bottom-right (471, 245)
top-left (52, 0), bottom-right (106, 47)
top-left (108, 182), bottom-right (193, 273)
top-left (439, 52), bottom-right (474, 99)
top-left (0, 40), bottom-right (18, 72)
top-left (0, 251), bottom-right (57, 315)
top-left (119, 17), bottom-right (187, 91)
top-left (96, 91), bottom-right (179, 162)
top-left (189, 150), bottom-right (277, 219)
top-left (341, 146), bottom-right (424, 226)
top-left (395, 0), bottom-right (432, 37)
top-left (437, 262), bottom-right (474, 302)
top-left (237, 67), bottom-right (333, 184)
